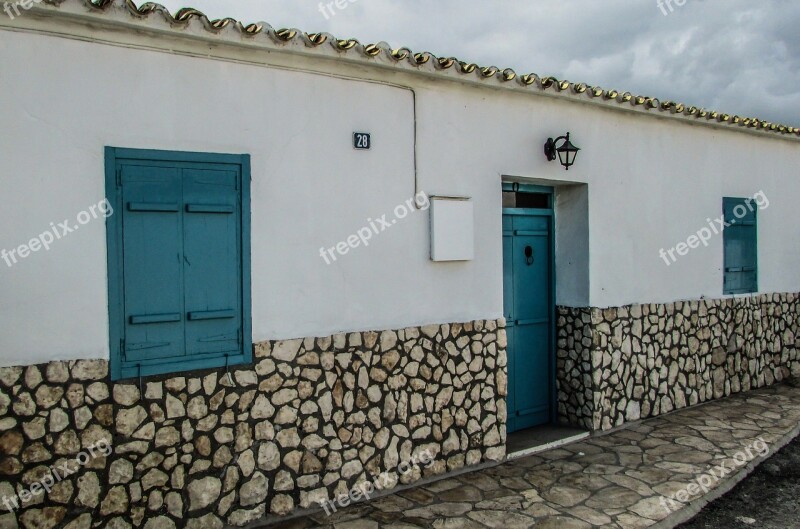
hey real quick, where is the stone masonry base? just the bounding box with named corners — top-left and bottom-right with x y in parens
top-left (556, 293), bottom-right (800, 431)
top-left (0, 319), bottom-right (506, 529)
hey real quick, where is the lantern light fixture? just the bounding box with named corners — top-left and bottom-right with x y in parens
top-left (544, 132), bottom-right (580, 171)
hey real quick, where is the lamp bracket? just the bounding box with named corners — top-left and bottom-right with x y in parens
top-left (544, 135), bottom-right (569, 161)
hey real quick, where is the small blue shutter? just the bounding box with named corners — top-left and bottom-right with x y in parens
top-left (723, 197), bottom-right (757, 294)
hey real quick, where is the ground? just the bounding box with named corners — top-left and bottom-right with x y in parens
top-left (258, 384), bottom-right (800, 529)
top-left (678, 433), bottom-right (800, 529)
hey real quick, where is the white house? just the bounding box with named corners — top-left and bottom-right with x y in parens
top-left (0, 1), bottom-right (798, 527)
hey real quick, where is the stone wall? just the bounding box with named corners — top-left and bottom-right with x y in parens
top-left (557, 293), bottom-right (800, 431)
top-left (554, 307), bottom-right (596, 430)
top-left (0, 319), bottom-right (506, 529)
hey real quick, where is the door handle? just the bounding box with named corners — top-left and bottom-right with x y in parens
top-left (524, 245), bottom-right (534, 265)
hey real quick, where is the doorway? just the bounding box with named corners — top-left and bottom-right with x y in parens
top-left (502, 183), bottom-right (555, 433)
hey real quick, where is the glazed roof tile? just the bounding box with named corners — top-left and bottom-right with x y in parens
top-left (25, 0), bottom-right (800, 140)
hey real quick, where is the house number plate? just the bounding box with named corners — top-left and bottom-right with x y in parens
top-left (353, 132), bottom-right (371, 150)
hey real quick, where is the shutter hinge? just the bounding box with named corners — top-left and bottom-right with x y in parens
top-left (116, 169), bottom-right (122, 186)
top-left (238, 328), bottom-right (242, 345)
top-left (120, 338), bottom-right (126, 358)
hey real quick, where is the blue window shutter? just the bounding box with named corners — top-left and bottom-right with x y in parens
top-left (723, 197), bottom-right (758, 294)
top-left (106, 148), bottom-right (252, 381)
top-left (182, 168), bottom-right (243, 357)
top-left (121, 165), bottom-right (185, 363)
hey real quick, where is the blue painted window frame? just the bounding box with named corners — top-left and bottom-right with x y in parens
top-left (105, 147), bottom-right (252, 381)
top-left (722, 196), bottom-right (758, 295)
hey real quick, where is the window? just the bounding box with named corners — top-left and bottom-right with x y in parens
top-left (502, 183), bottom-right (553, 209)
top-left (105, 148), bottom-right (251, 380)
top-left (723, 197), bottom-right (758, 295)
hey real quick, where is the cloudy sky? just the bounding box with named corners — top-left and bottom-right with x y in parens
top-left (156, 0), bottom-right (800, 126)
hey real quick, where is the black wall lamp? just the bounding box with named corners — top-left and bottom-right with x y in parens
top-left (544, 132), bottom-right (580, 171)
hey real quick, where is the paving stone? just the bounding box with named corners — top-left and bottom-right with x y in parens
top-left (624, 467), bottom-right (675, 485)
top-left (403, 503), bottom-right (472, 519)
top-left (605, 475), bottom-right (655, 496)
top-left (332, 520), bottom-right (378, 529)
top-left (466, 510), bottom-right (535, 529)
top-left (398, 488), bottom-right (436, 505)
top-left (473, 495), bottom-right (523, 511)
top-left (431, 519), bottom-right (484, 529)
top-left (459, 473), bottom-right (502, 491)
top-left (423, 479), bottom-right (462, 494)
top-left (628, 496), bottom-right (668, 520)
top-left (616, 513), bottom-right (657, 528)
top-left (521, 502), bottom-right (561, 518)
top-left (585, 486), bottom-right (649, 510)
top-left (436, 486), bottom-right (483, 503)
top-left (557, 473), bottom-right (611, 490)
top-left (534, 517), bottom-right (592, 529)
top-left (368, 495), bottom-right (415, 513)
top-left (541, 485), bottom-right (592, 507)
top-left (569, 505), bottom-right (613, 525)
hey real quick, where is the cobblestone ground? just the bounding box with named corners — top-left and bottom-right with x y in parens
top-left (260, 384), bottom-right (800, 529)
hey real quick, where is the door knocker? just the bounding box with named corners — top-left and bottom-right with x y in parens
top-left (524, 245), bottom-right (534, 266)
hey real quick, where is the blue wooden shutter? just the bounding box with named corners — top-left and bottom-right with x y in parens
top-left (107, 148), bottom-right (252, 381)
top-left (121, 165), bottom-right (185, 362)
top-left (723, 197), bottom-right (757, 294)
top-left (182, 168), bottom-right (243, 358)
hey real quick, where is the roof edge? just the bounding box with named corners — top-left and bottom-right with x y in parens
top-left (11, 0), bottom-right (800, 143)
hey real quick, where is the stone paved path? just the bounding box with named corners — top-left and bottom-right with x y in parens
top-left (261, 384), bottom-right (800, 529)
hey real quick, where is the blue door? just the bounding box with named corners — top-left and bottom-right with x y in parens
top-left (503, 185), bottom-right (554, 433)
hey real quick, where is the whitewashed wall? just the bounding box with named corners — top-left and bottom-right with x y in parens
top-left (1, 18), bottom-right (799, 367)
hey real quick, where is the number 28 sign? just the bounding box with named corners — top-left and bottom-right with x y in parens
top-left (353, 132), bottom-right (371, 150)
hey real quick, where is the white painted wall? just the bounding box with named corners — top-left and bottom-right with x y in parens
top-left (554, 185), bottom-right (590, 307)
top-left (1, 20), bottom-right (799, 366)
